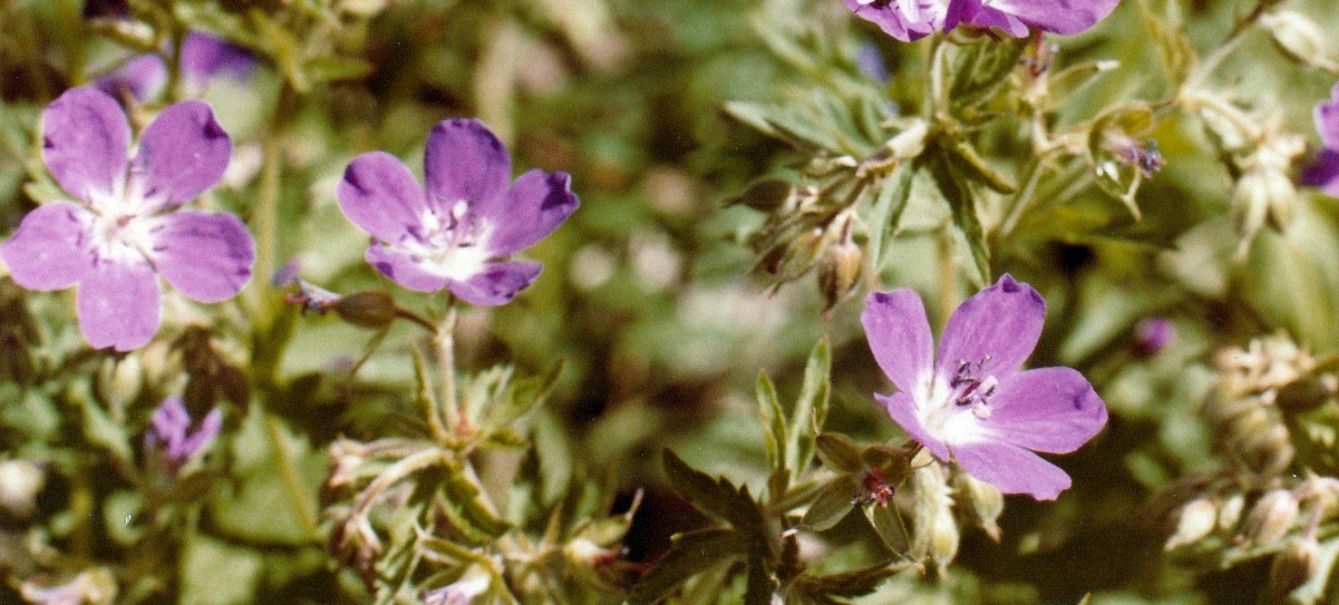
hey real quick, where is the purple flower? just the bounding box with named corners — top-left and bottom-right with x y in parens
top-left (861, 274), bottom-right (1107, 499)
top-left (0, 87), bottom-right (254, 351)
top-left (1302, 85), bottom-right (1339, 197)
top-left (1134, 317), bottom-right (1175, 356)
top-left (845, 0), bottom-right (1120, 42)
top-left (94, 32), bottom-right (255, 102)
top-left (146, 397), bottom-right (222, 470)
top-left (337, 119), bottom-right (579, 306)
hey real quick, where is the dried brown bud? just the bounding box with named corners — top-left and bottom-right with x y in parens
top-left (335, 291), bottom-right (398, 330)
top-left (817, 234), bottom-right (864, 312)
top-left (1165, 497), bottom-right (1217, 551)
top-left (1240, 489), bottom-right (1300, 547)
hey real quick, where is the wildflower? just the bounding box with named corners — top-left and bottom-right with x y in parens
top-left (94, 32), bottom-right (256, 102)
top-left (0, 87), bottom-right (254, 351)
top-left (338, 119), bottom-right (579, 305)
top-left (1134, 316), bottom-right (1175, 356)
top-left (145, 397), bottom-right (222, 471)
top-left (844, 0), bottom-right (1120, 42)
top-left (1301, 84), bottom-right (1339, 197)
top-left (861, 274), bottom-right (1108, 499)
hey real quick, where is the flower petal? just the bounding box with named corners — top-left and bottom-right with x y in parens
top-left (0, 202), bottom-right (94, 291)
top-left (1317, 87), bottom-right (1339, 150)
top-left (180, 32), bottom-right (255, 83)
top-left (76, 257), bottom-right (161, 351)
top-left (842, 0), bottom-right (935, 41)
top-left (957, 3), bottom-right (1030, 36)
top-left (338, 152), bottom-right (430, 243)
top-left (951, 440), bottom-right (1072, 500)
top-left (480, 169), bottom-right (579, 256)
top-left (984, 0), bottom-right (1119, 34)
top-left (1302, 149), bottom-right (1339, 198)
top-left (862, 289), bottom-right (934, 396)
top-left (936, 273), bottom-right (1045, 381)
top-left (876, 392), bottom-right (949, 461)
top-left (423, 119), bottom-right (511, 209)
top-left (129, 100), bottom-right (231, 209)
top-left (447, 261), bottom-right (542, 307)
top-left (42, 87), bottom-right (130, 201)
top-left (365, 242), bottom-right (450, 293)
top-left (980, 367), bottom-right (1107, 454)
top-left (93, 54), bottom-right (168, 102)
top-left (148, 211), bottom-right (255, 302)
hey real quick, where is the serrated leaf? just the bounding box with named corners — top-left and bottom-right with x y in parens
top-left (483, 359), bottom-right (564, 431)
top-left (662, 449), bottom-right (763, 530)
top-left (787, 336), bottom-right (832, 481)
top-left (627, 528), bottom-right (750, 605)
top-left (802, 476), bottom-right (858, 532)
top-left (756, 371), bottom-right (788, 474)
top-left (929, 150), bottom-right (991, 287)
top-left (441, 456), bottom-right (511, 540)
top-left (948, 39), bottom-right (1026, 112)
top-left (815, 433), bottom-right (863, 474)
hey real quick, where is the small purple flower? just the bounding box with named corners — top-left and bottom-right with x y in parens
top-left (845, 0), bottom-right (1120, 42)
top-left (862, 274), bottom-right (1107, 499)
top-left (337, 119), bottom-right (579, 306)
top-left (1134, 317), bottom-right (1175, 356)
top-left (94, 32), bottom-right (256, 102)
top-left (146, 397), bottom-right (222, 470)
top-left (1302, 85), bottom-right (1339, 197)
top-left (0, 87), bottom-right (254, 351)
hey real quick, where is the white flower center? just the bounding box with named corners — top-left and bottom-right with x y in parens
top-left (84, 182), bottom-right (160, 265)
top-left (918, 356), bottom-right (998, 444)
top-left (857, 0), bottom-right (950, 27)
top-left (395, 200), bottom-right (490, 280)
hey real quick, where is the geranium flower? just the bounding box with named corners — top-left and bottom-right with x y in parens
top-left (0, 87), bottom-right (254, 351)
top-left (844, 0), bottom-right (1121, 42)
top-left (94, 32), bottom-right (256, 102)
top-left (861, 274), bottom-right (1107, 499)
top-left (146, 397), bottom-right (222, 471)
top-left (1301, 84), bottom-right (1339, 197)
top-left (337, 119), bottom-right (579, 306)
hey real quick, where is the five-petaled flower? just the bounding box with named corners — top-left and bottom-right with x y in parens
top-left (844, 0), bottom-right (1121, 42)
top-left (0, 87), bottom-right (255, 351)
top-left (862, 274), bottom-right (1107, 499)
top-left (337, 119), bottom-right (579, 305)
top-left (146, 397), bottom-right (222, 471)
top-left (1302, 84), bottom-right (1339, 197)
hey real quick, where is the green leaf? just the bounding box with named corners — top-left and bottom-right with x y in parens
top-left (948, 39), bottom-right (1026, 112)
top-left (814, 433), bottom-right (863, 474)
top-left (302, 56), bottom-right (373, 84)
top-left (78, 393), bottom-right (132, 465)
top-left (756, 370), bottom-right (788, 474)
top-left (786, 336), bottom-right (832, 481)
top-left (440, 456), bottom-right (511, 541)
top-left (661, 449), bottom-right (763, 530)
top-left (792, 562), bottom-right (903, 598)
top-left (483, 359), bottom-right (565, 432)
top-left (862, 502), bottom-right (910, 557)
top-left (946, 140), bottom-right (1015, 194)
top-left (801, 476), bottom-right (859, 532)
top-left (627, 528), bottom-right (750, 605)
top-left (929, 149), bottom-right (991, 287)
top-left (865, 161), bottom-right (917, 270)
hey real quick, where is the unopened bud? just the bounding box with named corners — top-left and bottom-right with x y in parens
top-left (1231, 168), bottom-right (1296, 257)
top-left (817, 226), bottom-right (864, 312)
top-left (952, 471), bottom-right (1003, 542)
top-left (1219, 493), bottom-right (1246, 531)
top-left (335, 291), bottom-right (398, 330)
top-left (927, 508), bottom-right (960, 576)
top-left (908, 463), bottom-right (951, 560)
top-left (0, 459), bottom-right (44, 518)
top-left (423, 564), bottom-right (493, 605)
top-left (886, 119), bottom-right (929, 160)
top-left (1134, 317), bottom-right (1175, 356)
top-left (1240, 489), bottom-right (1300, 546)
top-left (728, 177), bottom-right (795, 213)
top-left (97, 356), bottom-right (143, 409)
top-left (1261, 11), bottom-right (1338, 73)
top-left (1165, 498), bottom-right (1217, 550)
top-left (1266, 536), bottom-right (1320, 600)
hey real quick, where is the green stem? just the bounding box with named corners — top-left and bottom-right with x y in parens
top-left (250, 85), bottom-right (297, 323)
top-left (434, 299), bottom-right (460, 434)
top-left (259, 401), bottom-right (321, 541)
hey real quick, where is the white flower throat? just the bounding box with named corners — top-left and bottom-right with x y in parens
top-left (919, 355), bottom-right (998, 442)
top-left (84, 179), bottom-right (162, 266)
top-left (399, 199), bottom-right (489, 279)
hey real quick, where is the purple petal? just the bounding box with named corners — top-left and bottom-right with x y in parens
top-left (365, 242), bottom-right (450, 293)
top-left (982, 0), bottom-right (1120, 35)
top-left (42, 87), bottom-right (130, 201)
top-left (148, 211), bottom-right (255, 302)
top-left (180, 407), bottom-right (222, 460)
top-left (0, 202), bottom-right (94, 291)
top-left (1302, 149), bottom-right (1339, 198)
top-left (424, 119), bottom-right (511, 210)
top-left (842, 0), bottom-right (936, 42)
top-left (936, 273), bottom-right (1045, 382)
top-left (957, 2), bottom-right (1030, 36)
top-left (862, 289), bottom-right (934, 396)
top-left (76, 257), bottom-right (161, 351)
top-left (129, 100), bottom-right (231, 209)
top-left (447, 261), bottom-right (542, 307)
top-left (93, 54), bottom-right (168, 102)
top-left (951, 440), bottom-right (1072, 500)
top-left (877, 392), bottom-right (950, 461)
top-left (180, 32), bottom-right (255, 83)
top-left (150, 397), bottom-right (190, 456)
top-left (481, 169), bottom-right (579, 256)
top-left (1316, 85), bottom-right (1339, 150)
top-left (337, 152), bottom-right (430, 243)
top-left (979, 367), bottom-right (1107, 454)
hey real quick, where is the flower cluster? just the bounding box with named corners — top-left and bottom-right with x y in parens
top-left (844, 0), bottom-right (1121, 42)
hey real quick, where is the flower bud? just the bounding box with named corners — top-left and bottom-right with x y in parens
top-left (1218, 492), bottom-right (1246, 531)
top-left (1240, 489), bottom-right (1300, 546)
top-left (0, 459), bottom-right (44, 519)
top-left (927, 508), bottom-right (961, 576)
top-left (1261, 11), bottom-right (1338, 73)
top-left (886, 119), bottom-right (928, 160)
top-left (423, 564), bottom-right (493, 605)
top-left (817, 223), bottom-right (864, 312)
top-left (728, 177), bottom-right (795, 213)
top-left (97, 356), bottom-right (144, 410)
top-left (1164, 497), bottom-right (1217, 550)
top-left (335, 291), bottom-right (398, 330)
top-left (1134, 317), bottom-right (1175, 356)
top-left (1266, 536), bottom-right (1320, 601)
top-left (952, 471), bottom-right (1003, 542)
